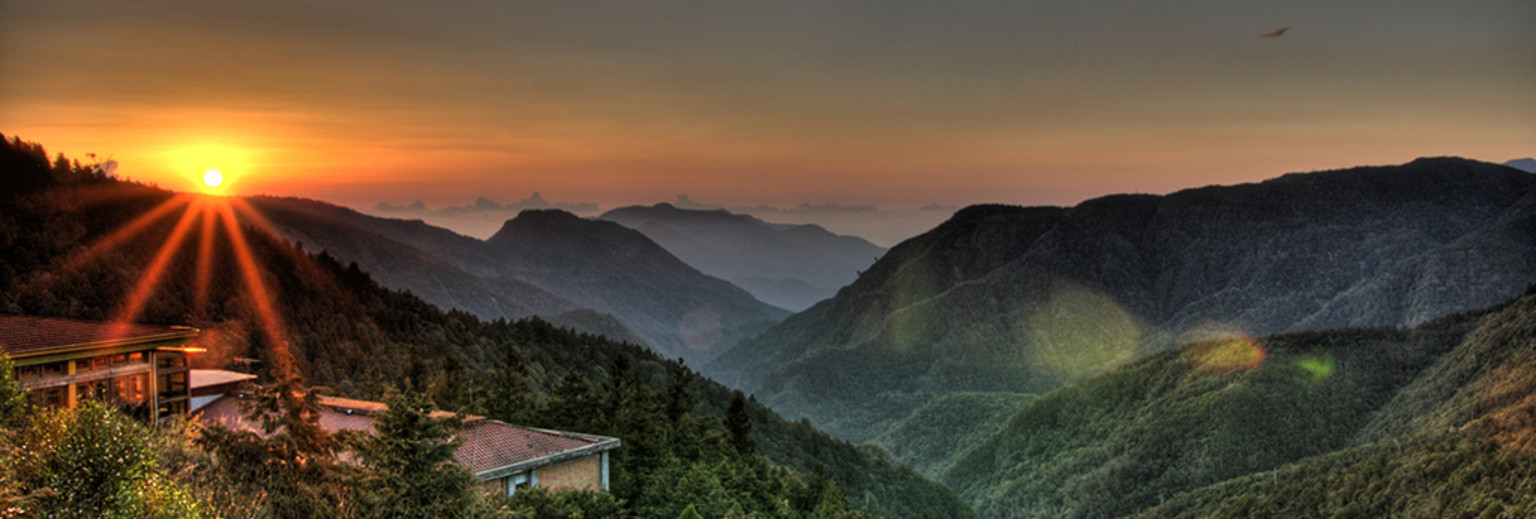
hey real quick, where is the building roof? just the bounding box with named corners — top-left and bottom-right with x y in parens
top-left (455, 420), bottom-right (617, 476)
top-left (192, 393), bottom-right (618, 478)
top-left (190, 369), bottom-right (258, 388)
top-left (0, 314), bottom-right (198, 355)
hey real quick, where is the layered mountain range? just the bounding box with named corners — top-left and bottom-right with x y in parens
top-left (708, 157), bottom-right (1536, 442)
top-left (244, 198), bottom-right (790, 367)
top-left (599, 203), bottom-right (887, 311)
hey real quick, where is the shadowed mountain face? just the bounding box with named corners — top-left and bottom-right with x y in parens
top-left (245, 199), bottom-right (790, 367)
top-left (599, 203), bottom-right (886, 311)
top-left (708, 158), bottom-right (1536, 442)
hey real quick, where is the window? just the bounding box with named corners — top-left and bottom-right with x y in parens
top-left (506, 472), bottom-right (536, 497)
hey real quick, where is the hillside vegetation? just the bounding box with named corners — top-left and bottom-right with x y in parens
top-left (711, 158), bottom-right (1536, 442)
top-left (869, 392), bottom-right (1035, 480)
top-left (944, 290), bottom-right (1536, 518)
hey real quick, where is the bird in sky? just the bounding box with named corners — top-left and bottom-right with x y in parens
top-left (1260, 27), bottom-right (1289, 38)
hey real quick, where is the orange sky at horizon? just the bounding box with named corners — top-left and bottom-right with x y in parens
top-left (2, 0), bottom-right (1532, 214)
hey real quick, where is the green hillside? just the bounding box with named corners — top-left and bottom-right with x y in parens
top-left (1137, 292), bottom-right (1536, 518)
top-left (870, 392), bottom-right (1036, 480)
top-left (710, 158), bottom-right (1536, 444)
top-left (942, 290), bottom-right (1536, 518)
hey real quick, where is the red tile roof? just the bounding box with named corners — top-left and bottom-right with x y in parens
top-left (0, 315), bottom-right (197, 355)
top-left (192, 393), bottom-right (618, 477)
top-left (455, 420), bottom-right (612, 475)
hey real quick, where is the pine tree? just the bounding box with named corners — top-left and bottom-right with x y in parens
top-left (350, 390), bottom-right (477, 518)
top-left (726, 390), bottom-right (755, 457)
top-left (485, 343), bottom-right (535, 424)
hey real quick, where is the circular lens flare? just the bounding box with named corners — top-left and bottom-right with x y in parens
top-left (203, 169), bottom-right (224, 188)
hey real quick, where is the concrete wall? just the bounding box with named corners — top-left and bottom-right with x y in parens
top-left (535, 454), bottom-right (602, 492)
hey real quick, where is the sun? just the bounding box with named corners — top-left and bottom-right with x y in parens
top-left (203, 169), bottom-right (224, 188)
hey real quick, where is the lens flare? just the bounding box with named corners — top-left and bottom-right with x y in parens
top-left (1292, 354), bottom-right (1335, 382)
top-left (1025, 284), bottom-right (1142, 379)
top-left (1179, 323), bottom-right (1266, 374)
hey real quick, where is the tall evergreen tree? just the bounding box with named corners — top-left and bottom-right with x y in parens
top-left (350, 390), bottom-right (477, 518)
top-left (484, 343), bottom-right (535, 424)
top-left (725, 390), bottom-right (755, 457)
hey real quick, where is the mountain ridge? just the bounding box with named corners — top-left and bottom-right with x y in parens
top-left (245, 197), bottom-right (791, 368)
top-left (711, 157), bottom-right (1536, 442)
top-left (599, 203), bottom-right (886, 311)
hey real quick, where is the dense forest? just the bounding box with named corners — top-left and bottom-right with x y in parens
top-left (713, 159), bottom-right (1536, 444)
top-left (0, 134), bottom-right (972, 518)
top-left (942, 290), bottom-right (1536, 518)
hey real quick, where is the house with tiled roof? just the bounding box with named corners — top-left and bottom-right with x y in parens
top-left (0, 314), bottom-right (199, 421)
top-left (190, 369), bottom-right (620, 496)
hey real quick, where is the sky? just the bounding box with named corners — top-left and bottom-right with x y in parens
top-left (2, 0), bottom-right (1532, 237)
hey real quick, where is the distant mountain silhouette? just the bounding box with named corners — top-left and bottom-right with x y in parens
top-left (246, 198), bottom-right (790, 367)
top-left (1504, 157), bottom-right (1536, 173)
top-left (708, 157), bottom-right (1536, 442)
top-left (599, 203), bottom-right (886, 310)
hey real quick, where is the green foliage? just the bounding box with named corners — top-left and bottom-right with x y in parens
top-left (197, 380), bottom-right (349, 518)
top-left (9, 401), bottom-right (204, 518)
top-left (349, 391), bottom-right (477, 518)
top-left (0, 354), bottom-right (24, 429)
top-left (870, 392), bottom-right (1035, 480)
top-left (500, 486), bottom-right (624, 518)
top-left (1137, 432), bottom-right (1536, 519)
top-left (726, 390), bottom-right (754, 457)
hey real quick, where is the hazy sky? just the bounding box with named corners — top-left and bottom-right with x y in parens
top-left (2, 0), bottom-right (1532, 212)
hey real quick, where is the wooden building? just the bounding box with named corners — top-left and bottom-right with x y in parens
top-left (0, 315), bottom-right (199, 421)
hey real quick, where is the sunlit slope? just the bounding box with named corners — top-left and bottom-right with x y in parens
top-left (710, 158), bottom-right (1536, 442)
top-left (946, 292), bottom-right (1534, 519)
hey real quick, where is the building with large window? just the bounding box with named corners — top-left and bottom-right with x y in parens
top-left (0, 315), bottom-right (199, 422)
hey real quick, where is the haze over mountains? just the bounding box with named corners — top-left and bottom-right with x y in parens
top-left (709, 157), bottom-right (1536, 443)
top-left (365, 193), bottom-right (955, 248)
top-left (599, 203), bottom-right (886, 311)
top-left (245, 197), bottom-right (790, 368)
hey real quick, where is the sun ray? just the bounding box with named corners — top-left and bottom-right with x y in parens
top-left (193, 199), bottom-right (218, 321)
top-left (59, 194), bottom-right (191, 271)
top-left (111, 197), bottom-right (204, 326)
top-left (231, 197), bottom-right (352, 298)
top-left (216, 201), bottom-right (298, 380)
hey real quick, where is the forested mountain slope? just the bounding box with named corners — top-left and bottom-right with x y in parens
top-left (946, 290), bottom-right (1536, 518)
top-left (245, 196), bottom-right (790, 368)
top-left (0, 135), bottom-right (969, 519)
top-left (710, 158), bottom-right (1536, 442)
